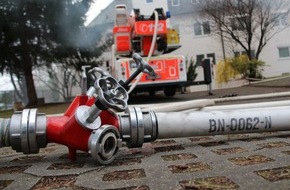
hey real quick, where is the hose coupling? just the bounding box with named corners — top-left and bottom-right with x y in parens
top-left (118, 107), bottom-right (158, 148)
top-left (9, 109), bottom-right (47, 154)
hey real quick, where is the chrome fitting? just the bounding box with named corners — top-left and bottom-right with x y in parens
top-left (75, 105), bottom-right (102, 130)
top-left (88, 125), bottom-right (122, 165)
top-left (9, 109), bottom-right (47, 154)
top-left (118, 107), bottom-right (158, 148)
top-left (0, 118), bottom-right (11, 148)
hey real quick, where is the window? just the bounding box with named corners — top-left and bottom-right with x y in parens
top-left (274, 13), bottom-right (288, 27)
top-left (207, 53), bottom-right (216, 64)
top-left (146, 0), bottom-right (153, 3)
top-left (191, 0), bottom-right (200, 4)
top-left (203, 22), bottom-right (211, 35)
top-left (196, 53), bottom-right (216, 66)
top-left (194, 21), bottom-right (211, 36)
top-left (172, 0), bottom-right (180, 6)
top-left (278, 47), bottom-right (290, 58)
top-left (234, 51), bottom-right (240, 57)
top-left (230, 16), bottom-right (248, 31)
top-left (280, 14), bottom-right (288, 26)
top-left (196, 54), bottom-right (204, 66)
top-left (234, 50), bottom-right (255, 58)
top-left (194, 22), bottom-right (202, 35)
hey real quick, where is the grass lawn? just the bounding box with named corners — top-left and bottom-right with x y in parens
top-left (0, 102), bottom-right (71, 118)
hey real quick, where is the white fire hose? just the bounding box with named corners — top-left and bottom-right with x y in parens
top-left (140, 91), bottom-right (290, 112)
top-left (156, 105), bottom-right (290, 139)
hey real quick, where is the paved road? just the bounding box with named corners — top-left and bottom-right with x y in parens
top-left (129, 85), bottom-right (290, 105)
top-left (1, 84), bottom-right (290, 190)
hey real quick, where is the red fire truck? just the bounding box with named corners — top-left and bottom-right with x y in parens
top-left (111, 4), bottom-right (187, 96)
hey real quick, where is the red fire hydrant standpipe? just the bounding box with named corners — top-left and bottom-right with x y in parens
top-left (1, 53), bottom-right (290, 165)
top-left (0, 53), bottom-right (156, 164)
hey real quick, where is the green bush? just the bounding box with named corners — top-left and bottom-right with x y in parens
top-left (231, 55), bottom-right (265, 79)
top-left (186, 57), bottom-right (198, 82)
top-left (216, 55), bottom-right (265, 85)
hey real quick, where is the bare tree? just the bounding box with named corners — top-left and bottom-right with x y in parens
top-left (199, 0), bottom-right (290, 60)
top-left (9, 72), bottom-right (26, 103)
top-left (34, 63), bottom-right (80, 102)
top-left (33, 32), bottom-right (113, 103)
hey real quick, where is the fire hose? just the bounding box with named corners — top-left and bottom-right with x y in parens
top-left (1, 54), bottom-right (290, 165)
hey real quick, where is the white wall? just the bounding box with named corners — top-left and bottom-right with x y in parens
top-left (260, 26), bottom-right (290, 77)
top-left (169, 14), bottom-right (227, 90)
top-left (132, 0), bottom-right (168, 16)
top-left (169, 11), bottom-right (290, 84)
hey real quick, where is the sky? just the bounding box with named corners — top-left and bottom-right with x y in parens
top-left (85, 0), bottom-right (114, 26)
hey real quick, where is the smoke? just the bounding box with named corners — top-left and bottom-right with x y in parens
top-left (55, 0), bottom-right (114, 53)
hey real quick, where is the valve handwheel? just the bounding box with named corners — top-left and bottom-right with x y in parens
top-left (87, 67), bottom-right (109, 82)
top-left (95, 76), bottom-right (128, 112)
top-left (132, 53), bottom-right (156, 78)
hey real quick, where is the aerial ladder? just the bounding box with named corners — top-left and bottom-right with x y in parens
top-left (111, 4), bottom-right (188, 97)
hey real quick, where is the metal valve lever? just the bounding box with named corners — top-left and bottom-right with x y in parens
top-left (123, 53), bottom-right (157, 87)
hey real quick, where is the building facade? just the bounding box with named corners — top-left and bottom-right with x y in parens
top-left (166, 0), bottom-right (290, 80)
top-left (89, 0), bottom-right (290, 90)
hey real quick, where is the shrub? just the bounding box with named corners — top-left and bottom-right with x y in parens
top-left (215, 55), bottom-right (265, 84)
top-left (215, 58), bottom-right (238, 84)
top-left (186, 57), bottom-right (198, 82)
top-left (231, 55), bottom-right (265, 79)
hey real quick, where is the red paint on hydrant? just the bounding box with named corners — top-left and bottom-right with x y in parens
top-left (45, 95), bottom-right (119, 161)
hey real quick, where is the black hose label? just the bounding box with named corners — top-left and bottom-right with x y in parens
top-left (208, 116), bottom-right (271, 133)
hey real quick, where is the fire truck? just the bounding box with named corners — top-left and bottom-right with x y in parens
top-left (111, 4), bottom-right (187, 97)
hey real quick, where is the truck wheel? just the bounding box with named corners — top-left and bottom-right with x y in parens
top-left (164, 88), bottom-right (176, 97)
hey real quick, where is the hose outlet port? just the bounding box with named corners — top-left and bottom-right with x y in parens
top-left (88, 125), bottom-right (121, 165)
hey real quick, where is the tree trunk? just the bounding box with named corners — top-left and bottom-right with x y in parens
top-left (18, 1), bottom-right (38, 107)
top-left (10, 73), bottom-right (24, 102)
top-left (20, 34), bottom-right (38, 107)
top-left (24, 65), bottom-right (38, 107)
